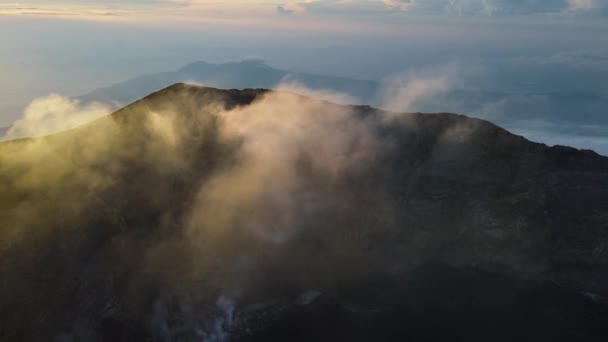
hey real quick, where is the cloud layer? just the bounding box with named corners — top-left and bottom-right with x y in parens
top-left (1, 0), bottom-right (606, 21)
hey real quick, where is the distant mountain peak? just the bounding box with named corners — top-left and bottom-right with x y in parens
top-left (78, 60), bottom-right (378, 110)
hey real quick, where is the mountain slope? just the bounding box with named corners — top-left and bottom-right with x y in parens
top-left (1, 84), bottom-right (608, 341)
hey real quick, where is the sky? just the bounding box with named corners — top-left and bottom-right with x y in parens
top-left (1, 0), bottom-right (607, 152)
top-left (1, 0), bottom-right (607, 18)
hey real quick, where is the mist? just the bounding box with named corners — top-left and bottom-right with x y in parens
top-left (0, 84), bottom-right (396, 340)
top-left (2, 94), bottom-right (114, 140)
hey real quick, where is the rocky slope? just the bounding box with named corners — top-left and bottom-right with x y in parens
top-left (1, 84), bottom-right (607, 341)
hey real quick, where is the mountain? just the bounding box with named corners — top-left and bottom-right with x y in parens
top-left (2, 84), bottom-right (608, 341)
top-left (78, 60), bottom-right (378, 106)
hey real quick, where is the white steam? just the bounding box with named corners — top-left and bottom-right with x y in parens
top-left (375, 65), bottom-right (457, 114)
top-left (3, 94), bottom-right (113, 140)
top-left (186, 88), bottom-right (382, 244)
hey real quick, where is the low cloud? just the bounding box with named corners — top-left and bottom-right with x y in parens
top-left (3, 94), bottom-right (113, 140)
top-left (186, 87), bottom-right (383, 245)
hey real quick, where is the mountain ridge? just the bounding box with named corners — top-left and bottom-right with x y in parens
top-left (7, 83), bottom-right (607, 159)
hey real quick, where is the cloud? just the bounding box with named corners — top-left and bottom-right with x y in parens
top-left (3, 94), bottom-right (113, 140)
top-left (3, 0), bottom-right (605, 21)
top-left (375, 64), bottom-right (459, 114)
top-left (186, 86), bottom-right (383, 244)
top-left (0, 0), bottom-right (201, 20)
top-left (0, 3), bottom-right (136, 18)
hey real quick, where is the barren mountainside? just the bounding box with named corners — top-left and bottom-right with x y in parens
top-left (1, 84), bottom-right (608, 341)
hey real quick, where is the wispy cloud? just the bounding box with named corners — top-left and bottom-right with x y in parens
top-left (0, 4), bottom-right (132, 18)
top-left (3, 94), bottom-right (113, 140)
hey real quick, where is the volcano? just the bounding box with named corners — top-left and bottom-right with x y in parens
top-left (1, 84), bottom-right (608, 341)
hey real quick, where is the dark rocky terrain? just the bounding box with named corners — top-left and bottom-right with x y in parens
top-left (1, 84), bottom-right (608, 341)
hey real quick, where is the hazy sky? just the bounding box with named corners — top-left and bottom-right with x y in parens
top-left (2, 0), bottom-right (607, 18)
top-left (1, 0), bottom-right (608, 152)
